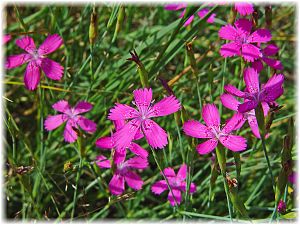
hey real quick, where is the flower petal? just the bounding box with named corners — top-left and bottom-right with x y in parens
top-left (164, 3), bottom-right (187, 11)
top-left (44, 114), bottom-right (67, 131)
top-left (142, 119), bottom-right (168, 149)
top-left (113, 120), bottom-right (125, 131)
top-left (24, 62), bottom-right (40, 90)
top-left (219, 135), bottom-right (247, 152)
top-left (219, 24), bottom-right (238, 41)
top-left (3, 34), bottom-right (11, 44)
top-left (38, 34), bottom-right (63, 55)
top-left (52, 100), bottom-right (70, 113)
top-left (133, 88), bottom-right (153, 114)
top-left (113, 148), bottom-right (126, 164)
top-left (263, 44), bottom-right (280, 56)
top-left (177, 164), bottom-right (187, 180)
top-left (124, 171), bottom-right (144, 190)
top-left (74, 101), bottom-right (93, 115)
top-left (16, 36), bottom-right (36, 54)
top-left (252, 60), bottom-right (264, 73)
top-left (262, 57), bottom-right (283, 70)
top-left (238, 100), bottom-right (258, 113)
top-left (168, 189), bottom-right (182, 206)
top-left (96, 136), bottom-right (114, 149)
top-left (244, 67), bottom-right (260, 93)
top-left (222, 113), bottom-right (245, 134)
top-left (224, 84), bottom-right (246, 98)
top-left (151, 180), bottom-right (168, 195)
top-left (247, 114), bottom-right (261, 138)
top-left (247, 29), bottom-right (272, 43)
top-left (162, 167), bottom-right (176, 178)
top-left (40, 58), bottom-right (64, 80)
top-left (179, 181), bottom-right (197, 193)
top-left (148, 95), bottom-right (181, 118)
top-left (196, 139), bottom-right (218, 155)
top-left (126, 156), bottom-right (148, 169)
top-left (183, 15), bottom-right (194, 27)
top-left (198, 8), bottom-right (215, 23)
top-left (77, 116), bottom-right (97, 133)
top-left (264, 74), bottom-right (285, 89)
top-left (183, 120), bottom-right (214, 138)
top-left (234, 18), bottom-right (252, 36)
top-left (109, 174), bottom-right (125, 195)
top-left (234, 3), bottom-right (254, 16)
top-left (202, 104), bottom-right (220, 127)
top-left (220, 94), bottom-right (240, 111)
top-left (5, 54), bottom-right (31, 69)
top-left (63, 121), bottom-right (78, 143)
top-left (128, 142), bottom-right (149, 158)
top-left (95, 155), bottom-right (111, 168)
top-left (242, 43), bottom-right (261, 62)
top-left (108, 103), bottom-right (139, 120)
top-left (220, 42), bottom-right (241, 58)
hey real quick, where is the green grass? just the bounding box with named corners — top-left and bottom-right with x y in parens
top-left (3, 3), bottom-right (296, 221)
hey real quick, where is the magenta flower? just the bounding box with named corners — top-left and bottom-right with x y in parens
top-left (96, 120), bottom-right (148, 163)
top-left (5, 34), bottom-right (64, 90)
top-left (277, 200), bottom-right (286, 213)
top-left (252, 44), bottom-right (283, 73)
top-left (221, 94), bottom-right (270, 138)
top-left (224, 67), bottom-right (284, 113)
top-left (183, 104), bottom-right (247, 154)
top-left (45, 100), bottom-right (97, 143)
top-left (234, 2), bottom-right (254, 16)
top-left (96, 154), bottom-right (148, 195)
top-left (108, 88), bottom-right (181, 149)
top-left (219, 18), bottom-right (272, 62)
top-left (3, 34), bottom-right (11, 44)
top-left (164, 3), bottom-right (216, 27)
top-left (151, 164), bottom-right (196, 206)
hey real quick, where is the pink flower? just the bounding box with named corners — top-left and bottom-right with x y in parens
top-left (96, 120), bottom-right (148, 163)
top-left (220, 94), bottom-right (270, 138)
top-left (164, 3), bottom-right (216, 27)
top-left (234, 2), bottom-right (254, 16)
top-left (219, 19), bottom-right (272, 62)
top-left (151, 164), bottom-right (196, 206)
top-left (277, 200), bottom-right (286, 213)
top-left (183, 104), bottom-right (247, 154)
top-left (252, 44), bottom-right (283, 73)
top-left (108, 88), bottom-right (181, 149)
top-left (96, 154), bottom-right (148, 195)
top-left (45, 100), bottom-right (97, 143)
top-left (5, 34), bottom-right (64, 90)
top-left (224, 67), bottom-right (284, 113)
top-left (3, 34), bottom-right (11, 44)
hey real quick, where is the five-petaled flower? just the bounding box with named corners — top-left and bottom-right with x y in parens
top-left (164, 3), bottom-right (216, 27)
top-left (183, 104), bottom-right (247, 154)
top-left (224, 67), bottom-right (284, 113)
top-left (96, 154), bottom-right (148, 195)
top-left (45, 100), bottom-right (97, 143)
top-left (252, 44), bottom-right (283, 73)
top-left (96, 120), bottom-right (148, 164)
top-left (219, 18), bottom-right (272, 62)
top-left (151, 164), bottom-right (196, 206)
top-left (5, 34), bottom-right (64, 90)
top-left (108, 88), bottom-right (181, 150)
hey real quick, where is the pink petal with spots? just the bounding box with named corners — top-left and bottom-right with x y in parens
top-left (234, 3), bottom-right (254, 16)
top-left (151, 180), bottom-right (168, 195)
top-left (219, 24), bottom-right (238, 41)
top-left (52, 100), bottom-right (70, 113)
top-left (183, 120), bottom-right (214, 138)
top-left (38, 34), bottom-right (63, 55)
top-left (244, 67), bottom-right (260, 93)
top-left (74, 101), bottom-right (93, 114)
top-left (24, 62), bottom-right (40, 90)
top-left (242, 43), bottom-right (261, 62)
top-left (44, 114), bottom-right (67, 131)
top-left (224, 84), bottom-right (246, 98)
top-left (162, 167), bottom-right (176, 178)
top-left (142, 119), bottom-right (168, 149)
top-left (202, 104), bottom-right (220, 127)
top-left (113, 118), bottom-right (141, 150)
top-left (262, 57), bottom-right (283, 70)
top-left (238, 100), bottom-right (258, 113)
top-left (247, 29), bottom-right (272, 43)
top-left (16, 36), bottom-right (36, 54)
top-left (77, 116), bottom-right (97, 133)
top-left (168, 189), bottom-right (182, 206)
top-left (95, 155), bottom-right (111, 168)
top-left (219, 135), bottom-right (247, 152)
top-left (96, 136), bottom-right (113, 149)
top-left (262, 86), bottom-right (284, 102)
top-left (124, 171), bottom-right (143, 190)
top-left (252, 60), bottom-right (264, 73)
top-left (133, 88), bottom-right (152, 113)
top-left (177, 164), bottom-right (187, 180)
top-left (128, 142), bottom-right (149, 158)
top-left (220, 42), bottom-right (241, 58)
top-left (126, 156), bottom-right (148, 169)
top-left (234, 18), bottom-right (252, 36)
top-left (264, 74), bottom-right (285, 89)
top-left (109, 174), bottom-right (125, 195)
top-left (5, 54), bottom-right (31, 69)
top-left (263, 44), bottom-right (280, 56)
top-left (148, 95), bottom-right (181, 118)
top-left (63, 122), bottom-right (78, 143)
top-left (220, 94), bottom-right (240, 111)
top-left (222, 113), bottom-right (245, 134)
top-left (196, 139), bottom-right (218, 155)
top-left (40, 58), bottom-right (64, 80)
top-left (108, 103), bottom-right (139, 120)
